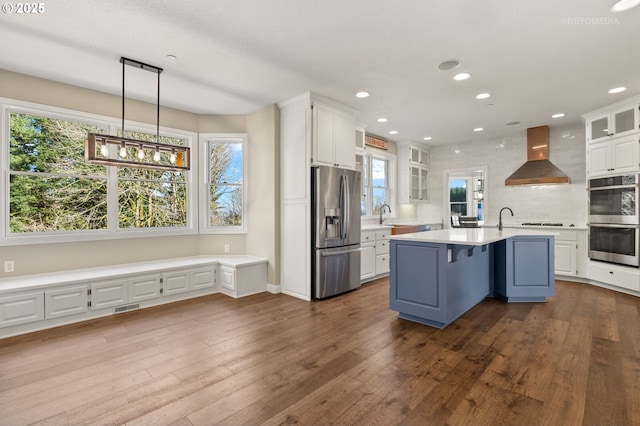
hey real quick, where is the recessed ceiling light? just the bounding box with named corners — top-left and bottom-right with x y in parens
top-left (611, 0), bottom-right (640, 12)
top-left (473, 127), bottom-right (484, 132)
top-left (608, 86), bottom-right (627, 94)
top-left (506, 121), bottom-right (521, 126)
top-left (355, 91), bottom-right (370, 98)
top-left (552, 113), bottom-right (565, 118)
top-left (377, 118), bottom-right (388, 123)
top-left (476, 93), bottom-right (491, 100)
top-left (423, 137), bottom-right (433, 141)
top-left (453, 72), bottom-right (471, 81)
top-left (389, 130), bottom-right (398, 135)
top-left (166, 54), bottom-right (177, 61)
top-left (437, 60), bottom-right (461, 71)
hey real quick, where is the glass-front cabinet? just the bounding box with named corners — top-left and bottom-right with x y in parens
top-left (398, 143), bottom-right (429, 203)
top-left (586, 103), bottom-right (639, 143)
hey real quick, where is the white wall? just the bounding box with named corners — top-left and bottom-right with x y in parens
top-left (416, 124), bottom-right (587, 227)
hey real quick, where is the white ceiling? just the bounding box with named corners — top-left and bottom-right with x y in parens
top-left (1, 0), bottom-right (638, 145)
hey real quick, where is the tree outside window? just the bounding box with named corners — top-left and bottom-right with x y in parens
top-left (204, 135), bottom-right (246, 231)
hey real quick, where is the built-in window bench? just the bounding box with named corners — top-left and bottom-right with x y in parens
top-left (0, 255), bottom-right (268, 339)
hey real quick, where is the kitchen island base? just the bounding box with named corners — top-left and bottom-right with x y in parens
top-left (390, 231), bottom-right (554, 329)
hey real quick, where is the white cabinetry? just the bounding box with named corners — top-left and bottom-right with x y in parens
top-left (129, 274), bottom-right (161, 303)
top-left (0, 292), bottom-right (44, 328)
top-left (554, 240), bottom-right (577, 277)
top-left (398, 143), bottom-right (430, 203)
top-left (584, 98), bottom-right (640, 177)
top-left (91, 279), bottom-right (128, 310)
top-left (375, 230), bottom-right (391, 276)
top-left (313, 101), bottom-right (356, 169)
top-left (586, 135), bottom-right (639, 177)
top-left (279, 92), bottom-right (359, 300)
top-left (44, 285), bottom-right (88, 319)
top-left (588, 261), bottom-right (640, 292)
top-left (586, 103), bottom-right (639, 143)
top-left (361, 227), bottom-right (392, 282)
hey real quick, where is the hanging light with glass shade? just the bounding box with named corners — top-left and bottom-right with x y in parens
top-left (85, 57), bottom-right (190, 171)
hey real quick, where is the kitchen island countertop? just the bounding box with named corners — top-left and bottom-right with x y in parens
top-left (390, 227), bottom-right (558, 246)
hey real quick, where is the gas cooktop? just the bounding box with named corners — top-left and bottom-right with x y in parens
top-left (521, 222), bottom-right (565, 227)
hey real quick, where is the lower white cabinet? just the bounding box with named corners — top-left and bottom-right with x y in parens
top-left (555, 240), bottom-right (577, 276)
top-left (360, 227), bottom-right (392, 282)
top-left (91, 279), bottom-right (128, 310)
top-left (219, 262), bottom-right (267, 298)
top-left (375, 230), bottom-right (391, 276)
top-left (163, 271), bottom-right (190, 296)
top-left (220, 266), bottom-right (235, 294)
top-left (0, 256), bottom-right (266, 338)
top-left (129, 274), bottom-right (161, 303)
top-left (360, 242), bottom-right (376, 281)
top-left (588, 261), bottom-right (640, 292)
top-left (0, 291), bottom-right (44, 328)
top-left (44, 285), bottom-right (88, 319)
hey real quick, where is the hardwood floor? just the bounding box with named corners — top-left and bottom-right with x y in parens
top-left (0, 278), bottom-right (638, 425)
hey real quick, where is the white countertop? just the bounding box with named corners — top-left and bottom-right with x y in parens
top-left (361, 224), bottom-right (393, 231)
top-left (390, 228), bottom-right (558, 246)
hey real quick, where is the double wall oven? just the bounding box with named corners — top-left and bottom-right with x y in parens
top-left (588, 173), bottom-right (639, 267)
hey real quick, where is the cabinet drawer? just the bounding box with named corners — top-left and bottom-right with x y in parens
top-left (129, 274), bottom-right (161, 302)
top-left (375, 253), bottom-right (390, 275)
top-left (163, 271), bottom-right (190, 296)
top-left (375, 239), bottom-right (390, 255)
top-left (376, 230), bottom-right (391, 240)
top-left (220, 266), bottom-right (236, 292)
top-left (588, 262), bottom-right (640, 292)
top-left (91, 279), bottom-right (128, 310)
top-left (361, 231), bottom-right (376, 242)
top-left (45, 285), bottom-right (89, 319)
top-left (0, 292), bottom-right (44, 328)
top-left (192, 267), bottom-right (215, 290)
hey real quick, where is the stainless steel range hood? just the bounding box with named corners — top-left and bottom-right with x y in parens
top-left (505, 125), bottom-right (570, 186)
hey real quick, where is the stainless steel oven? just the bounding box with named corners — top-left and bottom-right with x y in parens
top-left (589, 224), bottom-right (639, 267)
top-left (588, 173), bottom-right (638, 224)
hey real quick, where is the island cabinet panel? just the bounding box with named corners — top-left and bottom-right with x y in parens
top-left (494, 236), bottom-right (555, 301)
top-left (391, 242), bottom-right (445, 323)
top-left (390, 240), bottom-right (491, 329)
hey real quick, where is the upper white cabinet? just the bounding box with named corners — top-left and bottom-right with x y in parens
top-left (312, 100), bottom-right (357, 169)
top-left (398, 143), bottom-right (430, 203)
top-left (584, 97), bottom-right (640, 177)
top-left (586, 135), bottom-right (639, 177)
top-left (586, 103), bottom-right (639, 143)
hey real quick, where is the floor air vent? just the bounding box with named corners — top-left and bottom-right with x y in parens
top-left (115, 303), bottom-right (140, 313)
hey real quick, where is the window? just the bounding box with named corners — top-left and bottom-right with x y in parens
top-left (447, 169), bottom-right (485, 226)
top-left (450, 179), bottom-right (468, 216)
top-left (2, 100), bottom-right (195, 244)
top-left (200, 134), bottom-right (247, 233)
top-left (361, 151), bottom-right (395, 217)
top-left (117, 129), bottom-right (188, 229)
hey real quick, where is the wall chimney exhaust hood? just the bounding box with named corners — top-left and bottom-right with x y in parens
top-left (505, 125), bottom-right (569, 186)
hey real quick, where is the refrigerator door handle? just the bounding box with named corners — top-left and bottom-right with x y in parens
top-left (321, 247), bottom-right (362, 256)
top-left (342, 174), bottom-right (350, 240)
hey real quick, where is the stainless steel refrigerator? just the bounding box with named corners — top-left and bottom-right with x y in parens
top-left (311, 166), bottom-right (361, 299)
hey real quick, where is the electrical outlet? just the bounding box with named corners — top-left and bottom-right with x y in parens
top-left (224, 244), bottom-right (230, 253)
top-left (4, 260), bottom-right (15, 273)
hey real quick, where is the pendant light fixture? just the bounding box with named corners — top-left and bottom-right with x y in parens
top-left (85, 57), bottom-right (190, 171)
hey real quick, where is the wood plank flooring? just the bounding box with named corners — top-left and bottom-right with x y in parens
top-left (0, 278), bottom-right (638, 425)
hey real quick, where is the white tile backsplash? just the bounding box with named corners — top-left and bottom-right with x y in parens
top-left (416, 123), bottom-right (587, 226)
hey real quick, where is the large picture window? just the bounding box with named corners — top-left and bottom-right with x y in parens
top-left (2, 101), bottom-right (195, 244)
top-left (200, 134), bottom-right (247, 233)
top-left (360, 151), bottom-right (395, 217)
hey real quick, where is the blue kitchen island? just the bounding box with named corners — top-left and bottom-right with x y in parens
top-left (389, 228), bottom-right (555, 329)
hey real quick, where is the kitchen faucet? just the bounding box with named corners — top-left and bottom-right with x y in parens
top-left (498, 207), bottom-right (513, 231)
top-left (379, 204), bottom-right (391, 224)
